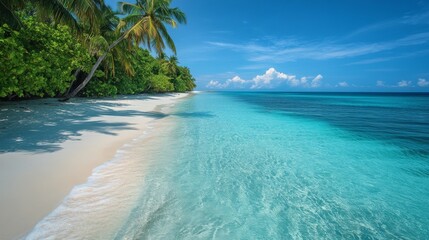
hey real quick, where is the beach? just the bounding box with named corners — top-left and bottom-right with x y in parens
top-left (1, 92), bottom-right (429, 239)
top-left (3, 0), bottom-right (428, 238)
top-left (0, 93), bottom-right (189, 239)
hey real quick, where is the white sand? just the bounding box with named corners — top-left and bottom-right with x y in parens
top-left (0, 93), bottom-right (189, 239)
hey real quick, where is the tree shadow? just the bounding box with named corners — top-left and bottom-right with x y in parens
top-left (0, 96), bottom-right (214, 153)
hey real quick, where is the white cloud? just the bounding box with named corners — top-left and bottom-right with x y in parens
top-left (349, 49), bottom-right (429, 65)
top-left (402, 11), bottom-right (429, 25)
top-left (251, 68), bottom-right (321, 89)
top-left (311, 74), bottom-right (323, 88)
top-left (207, 41), bottom-right (272, 53)
top-left (206, 68), bottom-right (323, 89)
top-left (207, 76), bottom-right (247, 88)
top-left (289, 77), bottom-right (300, 87)
top-left (208, 32), bottom-right (429, 63)
top-left (345, 11), bottom-right (429, 40)
top-left (376, 80), bottom-right (385, 87)
top-left (417, 78), bottom-right (429, 87)
top-left (230, 76), bottom-right (246, 84)
top-left (397, 80), bottom-right (412, 87)
top-left (338, 81), bottom-right (349, 87)
top-left (251, 68), bottom-right (291, 88)
top-left (207, 80), bottom-right (226, 88)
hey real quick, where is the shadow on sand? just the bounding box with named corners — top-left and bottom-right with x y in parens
top-left (0, 95), bottom-right (214, 153)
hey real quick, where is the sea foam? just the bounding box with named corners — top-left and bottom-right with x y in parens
top-left (26, 129), bottom-right (156, 239)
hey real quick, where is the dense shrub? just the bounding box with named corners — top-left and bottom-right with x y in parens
top-left (0, 18), bottom-right (92, 98)
top-left (81, 48), bottom-right (196, 97)
top-left (81, 79), bottom-right (118, 97)
top-left (1, 18), bottom-right (196, 99)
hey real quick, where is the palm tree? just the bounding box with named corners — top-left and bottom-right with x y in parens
top-left (66, 4), bottom-right (134, 96)
top-left (0, 0), bottom-right (24, 28)
top-left (84, 4), bottom-right (134, 77)
top-left (63, 0), bottom-right (186, 100)
top-left (161, 55), bottom-right (179, 77)
top-left (0, 0), bottom-right (103, 31)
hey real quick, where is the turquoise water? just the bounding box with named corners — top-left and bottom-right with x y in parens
top-left (116, 92), bottom-right (429, 239)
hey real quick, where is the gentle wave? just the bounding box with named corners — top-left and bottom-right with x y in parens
top-left (26, 128), bottom-right (157, 239)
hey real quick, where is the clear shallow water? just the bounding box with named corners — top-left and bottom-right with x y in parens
top-left (117, 92), bottom-right (429, 239)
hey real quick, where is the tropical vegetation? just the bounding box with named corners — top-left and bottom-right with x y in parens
top-left (0, 0), bottom-right (195, 100)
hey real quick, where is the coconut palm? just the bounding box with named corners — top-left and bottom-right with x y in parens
top-left (64, 0), bottom-right (186, 100)
top-left (0, 0), bottom-right (104, 31)
top-left (66, 4), bottom-right (134, 96)
top-left (161, 55), bottom-right (179, 77)
top-left (84, 4), bottom-right (134, 76)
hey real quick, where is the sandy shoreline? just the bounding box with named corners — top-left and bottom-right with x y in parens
top-left (0, 93), bottom-right (189, 239)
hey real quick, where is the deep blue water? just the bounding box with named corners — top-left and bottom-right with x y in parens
top-left (118, 92), bottom-right (429, 239)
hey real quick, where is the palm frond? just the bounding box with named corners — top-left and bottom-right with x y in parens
top-left (36, 0), bottom-right (80, 30)
top-left (118, 2), bottom-right (141, 15)
top-left (117, 0), bottom-right (186, 55)
top-left (156, 19), bottom-right (176, 54)
top-left (0, 0), bottom-right (24, 28)
top-left (169, 7), bottom-right (186, 24)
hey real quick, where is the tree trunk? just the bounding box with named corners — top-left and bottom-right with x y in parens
top-left (64, 69), bottom-right (81, 96)
top-left (61, 33), bottom-right (126, 101)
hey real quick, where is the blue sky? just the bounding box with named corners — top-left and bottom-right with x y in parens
top-left (106, 0), bottom-right (429, 91)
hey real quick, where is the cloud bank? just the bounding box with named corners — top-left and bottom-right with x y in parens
top-left (397, 80), bottom-right (412, 87)
top-left (207, 68), bottom-right (323, 89)
top-left (417, 78), bottom-right (429, 87)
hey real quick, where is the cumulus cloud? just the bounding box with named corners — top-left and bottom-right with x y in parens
top-left (397, 80), bottom-right (412, 87)
top-left (311, 74), bottom-right (323, 88)
top-left (207, 76), bottom-right (247, 88)
top-left (338, 81), bottom-right (349, 87)
top-left (252, 68), bottom-right (287, 87)
top-left (417, 78), bottom-right (429, 87)
top-left (251, 68), bottom-right (299, 89)
top-left (230, 76), bottom-right (246, 83)
top-left (206, 68), bottom-right (323, 89)
top-left (207, 80), bottom-right (225, 88)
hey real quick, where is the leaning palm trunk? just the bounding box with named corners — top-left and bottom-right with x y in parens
top-left (61, 0), bottom-right (186, 101)
top-left (65, 69), bottom-right (81, 96)
top-left (62, 34), bottom-right (126, 100)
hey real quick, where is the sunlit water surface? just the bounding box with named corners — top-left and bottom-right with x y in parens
top-left (19, 92), bottom-right (429, 239)
top-left (116, 92), bottom-right (429, 239)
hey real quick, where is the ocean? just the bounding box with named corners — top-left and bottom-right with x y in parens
top-left (116, 92), bottom-right (429, 239)
top-left (29, 92), bottom-right (429, 239)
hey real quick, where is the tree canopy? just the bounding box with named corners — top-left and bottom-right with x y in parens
top-left (0, 0), bottom-right (195, 100)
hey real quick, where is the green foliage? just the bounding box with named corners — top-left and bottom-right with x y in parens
top-left (177, 66), bottom-right (196, 91)
top-left (148, 74), bottom-right (174, 93)
top-left (0, 17), bottom-right (92, 98)
top-left (0, 0), bottom-right (103, 32)
top-left (0, 25), bottom-right (25, 97)
top-left (81, 79), bottom-right (117, 97)
top-left (1, 2), bottom-right (195, 100)
top-left (119, 0), bottom-right (187, 56)
top-left (81, 48), bottom-right (196, 97)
